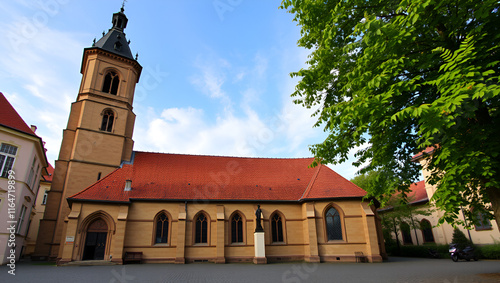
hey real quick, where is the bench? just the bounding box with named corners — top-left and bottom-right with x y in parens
top-left (123, 252), bottom-right (143, 264)
top-left (354, 251), bottom-right (367, 263)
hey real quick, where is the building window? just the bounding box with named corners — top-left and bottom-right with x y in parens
top-left (401, 222), bottom-right (413, 245)
top-left (271, 213), bottom-right (284, 243)
top-left (195, 213), bottom-right (208, 244)
top-left (42, 190), bottom-right (49, 205)
top-left (100, 110), bottom-right (115, 132)
top-left (102, 71), bottom-right (119, 95)
top-left (17, 205), bottom-right (27, 234)
top-left (27, 157), bottom-right (36, 187)
top-left (420, 219), bottom-right (435, 242)
top-left (155, 213), bottom-right (169, 244)
top-left (231, 212), bottom-right (244, 243)
top-left (474, 211), bottom-right (492, 231)
top-left (325, 206), bottom-right (343, 241)
top-left (26, 160), bottom-right (40, 191)
top-left (0, 143), bottom-right (17, 178)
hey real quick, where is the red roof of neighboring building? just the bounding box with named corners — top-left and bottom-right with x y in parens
top-left (43, 163), bottom-right (54, 182)
top-left (407, 181), bottom-right (428, 204)
top-left (0, 92), bottom-right (37, 136)
top-left (412, 146), bottom-right (437, 161)
top-left (69, 152), bottom-right (367, 203)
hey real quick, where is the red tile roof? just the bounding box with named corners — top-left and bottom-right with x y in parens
top-left (69, 152), bottom-right (366, 203)
top-left (412, 146), bottom-right (437, 161)
top-left (407, 181), bottom-right (428, 204)
top-left (0, 92), bottom-right (37, 136)
top-left (43, 163), bottom-right (54, 182)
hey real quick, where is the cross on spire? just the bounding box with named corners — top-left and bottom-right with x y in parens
top-left (121, 0), bottom-right (127, 12)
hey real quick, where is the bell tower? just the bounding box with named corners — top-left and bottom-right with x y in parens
top-left (33, 8), bottom-right (142, 261)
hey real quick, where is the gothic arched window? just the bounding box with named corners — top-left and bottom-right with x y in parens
top-left (325, 206), bottom-right (343, 241)
top-left (420, 219), bottom-right (434, 243)
top-left (231, 212), bottom-right (244, 243)
top-left (102, 71), bottom-right (119, 95)
top-left (100, 110), bottom-right (114, 132)
top-left (401, 222), bottom-right (413, 244)
top-left (195, 213), bottom-right (208, 244)
top-left (155, 213), bottom-right (169, 244)
top-left (271, 212), bottom-right (284, 243)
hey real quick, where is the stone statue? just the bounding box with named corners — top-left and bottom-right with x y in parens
top-left (255, 205), bottom-right (264, 232)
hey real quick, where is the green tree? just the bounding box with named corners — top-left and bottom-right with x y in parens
top-left (281, 0), bottom-right (500, 229)
top-left (380, 195), bottom-right (433, 246)
top-left (451, 228), bottom-right (471, 249)
top-left (351, 170), bottom-right (399, 207)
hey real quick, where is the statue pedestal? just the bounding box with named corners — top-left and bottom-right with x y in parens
top-left (253, 231), bottom-right (267, 264)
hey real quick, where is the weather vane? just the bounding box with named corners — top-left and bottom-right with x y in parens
top-left (121, 0), bottom-right (127, 11)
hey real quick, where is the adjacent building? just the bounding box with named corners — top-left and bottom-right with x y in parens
top-left (24, 164), bottom-right (54, 256)
top-left (382, 148), bottom-right (500, 246)
top-left (0, 93), bottom-right (48, 265)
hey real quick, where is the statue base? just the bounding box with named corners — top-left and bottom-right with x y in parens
top-left (253, 231), bottom-right (266, 264)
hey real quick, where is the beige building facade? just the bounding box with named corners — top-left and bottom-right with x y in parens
top-left (24, 164), bottom-right (53, 256)
top-left (0, 93), bottom-right (49, 265)
top-left (385, 149), bottom-right (500, 246)
top-left (57, 152), bottom-right (385, 265)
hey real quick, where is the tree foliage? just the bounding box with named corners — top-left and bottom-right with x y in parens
top-left (351, 170), bottom-right (399, 206)
top-left (380, 194), bottom-right (433, 246)
top-left (451, 228), bottom-right (472, 249)
top-left (281, 0), bottom-right (500, 228)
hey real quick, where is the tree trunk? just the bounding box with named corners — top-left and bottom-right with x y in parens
top-left (410, 217), bottom-right (420, 245)
top-left (393, 218), bottom-right (400, 251)
top-left (485, 187), bottom-right (500, 232)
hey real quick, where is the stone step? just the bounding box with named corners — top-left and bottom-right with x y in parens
top-left (61, 260), bottom-right (120, 266)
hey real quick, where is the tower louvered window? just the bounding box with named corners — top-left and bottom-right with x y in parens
top-left (100, 110), bottom-right (114, 132)
top-left (102, 71), bottom-right (119, 95)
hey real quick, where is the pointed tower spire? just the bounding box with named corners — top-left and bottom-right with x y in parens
top-left (93, 7), bottom-right (135, 60)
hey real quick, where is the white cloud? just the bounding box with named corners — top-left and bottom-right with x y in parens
top-left (135, 106), bottom-right (270, 157)
top-left (0, 9), bottom-right (86, 164)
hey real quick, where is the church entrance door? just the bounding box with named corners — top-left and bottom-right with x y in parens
top-left (82, 218), bottom-right (108, 260)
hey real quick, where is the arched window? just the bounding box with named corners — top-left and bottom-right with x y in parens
top-left (325, 206), bottom-right (343, 241)
top-left (474, 210), bottom-right (493, 231)
top-left (155, 213), bottom-right (169, 244)
top-left (401, 222), bottom-right (413, 244)
top-left (420, 219), bottom-right (434, 243)
top-left (271, 213), bottom-right (284, 243)
top-left (231, 212), bottom-right (244, 243)
top-left (102, 71), bottom-right (119, 95)
top-left (195, 213), bottom-right (208, 244)
top-left (100, 110), bottom-right (114, 132)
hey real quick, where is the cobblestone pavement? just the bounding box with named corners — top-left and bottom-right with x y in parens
top-left (1, 257), bottom-right (499, 283)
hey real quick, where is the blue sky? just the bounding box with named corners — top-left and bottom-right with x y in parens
top-left (0, 0), bottom-right (366, 180)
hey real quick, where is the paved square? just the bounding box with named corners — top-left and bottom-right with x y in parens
top-left (1, 257), bottom-right (499, 283)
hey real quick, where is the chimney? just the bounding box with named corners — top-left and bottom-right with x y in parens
top-left (124, 179), bottom-right (132, 191)
top-left (30, 125), bottom-right (37, 133)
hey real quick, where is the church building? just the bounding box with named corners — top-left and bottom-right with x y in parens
top-left (34, 8), bottom-right (385, 265)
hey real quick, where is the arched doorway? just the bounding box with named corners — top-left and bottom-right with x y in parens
top-left (82, 218), bottom-right (108, 260)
